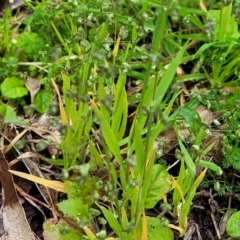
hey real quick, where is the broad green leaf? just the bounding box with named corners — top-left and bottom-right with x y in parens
top-left (179, 106), bottom-right (201, 134)
top-left (145, 164), bottom-right (171, 209)
top-left (147, 217), bottom-right (174, 240)
top-left (43, 219), bottom-right (82, 240)
top-left (34, 89), bottom-right (53, 113)
top-left (1, 77), bottom-right (28, 99)
top-left (0, 104), bottom-right (28, 125)
top-left (226, 211), bottom-right (240, 238)
top-left (57, 199), bottom-right (88, 218)
top-left (64, 179), bottom-right (94, 204)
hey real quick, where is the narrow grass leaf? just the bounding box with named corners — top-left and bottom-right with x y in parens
top-left (152, 41), bottom-right (188, 111)
top-left (171, 175), bottom-right (185, 204)
top-left (51, 21), bottom-right (70, 53)
top-left (91, 100), bottom-right (122, 163)
top-left (97, 76), bottom-right (111, 123)
top-left (112, 74), bottom-right (127, 140)
top-left (100, 206), bottom-right (122, 237)
top-left (172, 158), bottom-right (185, 215)
top-left (62, 72), bottom-right (78, 125)
top-left (188, 168), bottom-right (207, 193)
top-left (199, 160), bottom-right (223, 175)
top-left (178, 139), bottom-right (196, 177)
top-left (133, 120), bottom-right (144, 175)
top-left (113, 28), bottom-right (122, 60)
top-left (89, 141), bottom-right (104, 169)
top-left (98, 22), bottom-right (108, 41)
top-left (138, 153), bottom-right (155, 220)
top-left (180, 168), bottom-right (207, 229)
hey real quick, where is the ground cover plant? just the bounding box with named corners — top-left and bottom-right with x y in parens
top-left (2, 0), bottom-right (240, 239)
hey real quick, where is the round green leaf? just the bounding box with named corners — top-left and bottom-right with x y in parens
top-left (1, 77), bottom-right (28, 99)
top-left (226, 211), bottom-right (240, 238)
top-left (34, 89), bottom-right (53, 113)
top-left (147, 217), bottom-right (174, 240)
top-left (145, 164), bottom-right (172, 209)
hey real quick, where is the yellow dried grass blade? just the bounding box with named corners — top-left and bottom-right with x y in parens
top-left (113, 27), bottom-right (123, 59)
top-left (9, 170), bottom-right (66, 193)
top-left (4, 128), bottom-right (29, 154)
top-left (171, 176), bottom-right (185, 204)
top-left (141, 211), bottom-right (148, 240)
top-left (168, 224), bottom-right (185, 236)
top-left (83, 226), bottom-right (96, 240)
top-left (51, 79), bottom-right (68, 125)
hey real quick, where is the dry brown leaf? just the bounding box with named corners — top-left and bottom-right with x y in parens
top-left (25, 77), bottom-right (41, 104)
top-left (0, 152), bottom-right (37, 240)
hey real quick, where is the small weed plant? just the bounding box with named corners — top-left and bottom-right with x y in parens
top-left (2, 0), bottom-right (240, 239)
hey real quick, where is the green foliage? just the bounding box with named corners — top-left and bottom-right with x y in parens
top-left (1, 77), bottom-right (28, 99)
top-left (209, 4), bottom-right (240, 41)
top-left (0, 57), bottom-right (19, 80)
top-left (34, 89), bottom-right (53, 113)
top-left (226, 211), bottom-right (240, 238)
top-left (0, 103), bottom-right (28, 125)
top-left (144, 164), bottom-right (171, 209)
top-left (219, 91), bottom-right (240, 171)
top-left (3, 0), bottom-right (240, 239)
top-left (17, 32), bottom-right (50, 61)
top-left (57, 199), bottom-right (89, 219)
top-left (147, 217), bottom-right (174, 240)
top-left (43, 219), bottom-right (83, 240)
top-left (194, 3), bottom-right (240, 88)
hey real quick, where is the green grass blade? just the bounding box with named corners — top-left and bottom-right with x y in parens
top-left (91, 100), bottom-right (122, 164)
top-left (152, 41), bottom-right (188, 111)
top-left (178, 137), bottom-right (196, 177)
top-left (99, 206), bottom-right (122, 237)
top-left (111, 74), bottom-right (127, 140)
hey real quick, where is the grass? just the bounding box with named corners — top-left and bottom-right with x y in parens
top-left (2, 0), bottom-right (240, 239)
